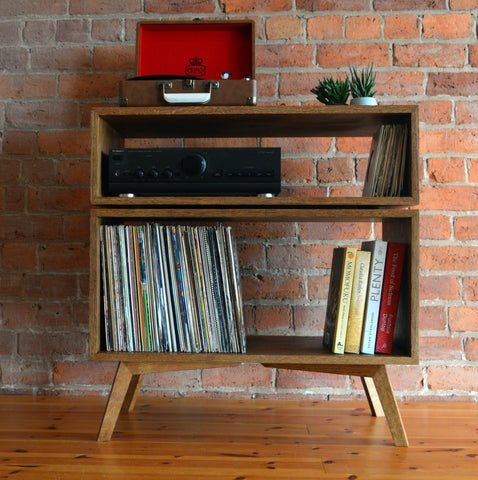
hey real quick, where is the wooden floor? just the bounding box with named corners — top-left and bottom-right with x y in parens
top-left (0, 395), bottom-right (477, 479)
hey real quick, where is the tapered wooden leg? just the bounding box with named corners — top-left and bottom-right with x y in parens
top-left (121, 373), bottom-right (144, 413)
top-left (97, 361), bottom-right (239, 442)
top-left (361, 376), bottom-right (385, 417)
top-left (97, 362), bottom-right (133, 442)
top-left (371, 365), bottom-right (408, 447)
top-left (264, 363), bottom-right (408, 447)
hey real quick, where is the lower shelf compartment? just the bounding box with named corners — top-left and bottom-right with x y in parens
top-left (90, 335), bottom-right (416, 366)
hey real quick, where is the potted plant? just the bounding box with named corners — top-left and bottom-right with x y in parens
top-left (311, 76), bottom-right (351, 105)
top-left (349, 64), bottom-right (377, 105)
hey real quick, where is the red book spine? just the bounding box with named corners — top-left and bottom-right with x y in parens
top-left (375, 242), bottom-right (406, 354)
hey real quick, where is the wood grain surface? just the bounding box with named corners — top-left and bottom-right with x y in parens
top-left (1, 395), bottom-right (476, 479)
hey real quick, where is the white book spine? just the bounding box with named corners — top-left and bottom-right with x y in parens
top-left (360, 240), bottom-right (388, 354)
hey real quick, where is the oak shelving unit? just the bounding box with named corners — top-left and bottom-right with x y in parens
top-left (89, 105), bottom-right (419, 446)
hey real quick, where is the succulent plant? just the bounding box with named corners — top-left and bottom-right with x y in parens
top-left (349, 64), bottom-right (376, 98)
top-left (311, 76), bottom-right (351, 105)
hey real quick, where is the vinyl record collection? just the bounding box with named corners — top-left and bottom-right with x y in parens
top-left (100, 223), bottom-right (246, 353)
top-left (363, 123), bottom-right (408, 197)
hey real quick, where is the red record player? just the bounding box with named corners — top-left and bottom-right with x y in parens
top-left (119, 20), bottom-right (256, 107)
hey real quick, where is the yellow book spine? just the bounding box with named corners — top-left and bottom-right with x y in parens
top-left (333, 247), bottom-right (357, 354)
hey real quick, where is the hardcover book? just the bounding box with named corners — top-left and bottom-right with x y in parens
top-left (323, 247), bottom-right (357, 354)
top-left (345, 250), bottom-right (372, 354)
top-left (360, 240), bottom-right (388, 354)
top-left (375, 242), bottom-right (407, 354)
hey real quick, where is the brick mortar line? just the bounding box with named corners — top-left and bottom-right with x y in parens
top-left (4, 10), bottom-right (478, 19)
top-left (420, 330), bottom-right (477, 336)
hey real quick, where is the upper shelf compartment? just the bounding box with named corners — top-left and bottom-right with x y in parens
top-left (90, 105), bottom-right (419, 207)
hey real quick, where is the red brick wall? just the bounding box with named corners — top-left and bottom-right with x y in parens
top-left (1, 1), bottom-right (478, 401)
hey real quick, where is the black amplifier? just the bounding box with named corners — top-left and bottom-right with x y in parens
top-left (105, 147), bottom-right (281, 196)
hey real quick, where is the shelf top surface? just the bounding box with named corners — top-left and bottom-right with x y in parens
top-left (93, 104), bottom-right (418, 139)
top-left (90, 336), bottom-right (417, 365)
top-left (91, 195), bottom-right (417, 208)
top-left (91, 206), bottom-right (420, 221)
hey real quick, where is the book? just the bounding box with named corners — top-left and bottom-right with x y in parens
top-left (345, 250), bottom-right (372, 354)
top-left (360, 240), bottom-right (388, 354)
top-left (323, 247), bottom-right (357, 354)
top-left (375, 242), bottom-right (407, 354)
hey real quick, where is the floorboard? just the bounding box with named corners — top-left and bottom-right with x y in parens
top-left (0, 395), bottom-right (477, 479)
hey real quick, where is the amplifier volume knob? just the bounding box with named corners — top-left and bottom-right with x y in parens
top-left (162, 168), bottom-right (174, 179)
top-left (149, 168), bottom-right (159, 179)
top-left (135, 168), bottom-right (145, 179)
top-left (181, 153), bottom-right (207, 177)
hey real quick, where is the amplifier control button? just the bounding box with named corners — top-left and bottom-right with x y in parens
top-left (135, 168), bottom-right (145, 179)
top-left (162, 168), bottom-right (174, 179)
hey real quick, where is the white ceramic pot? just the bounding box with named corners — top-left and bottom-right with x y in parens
top-left (350, 97), bottom-right (378, 106)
